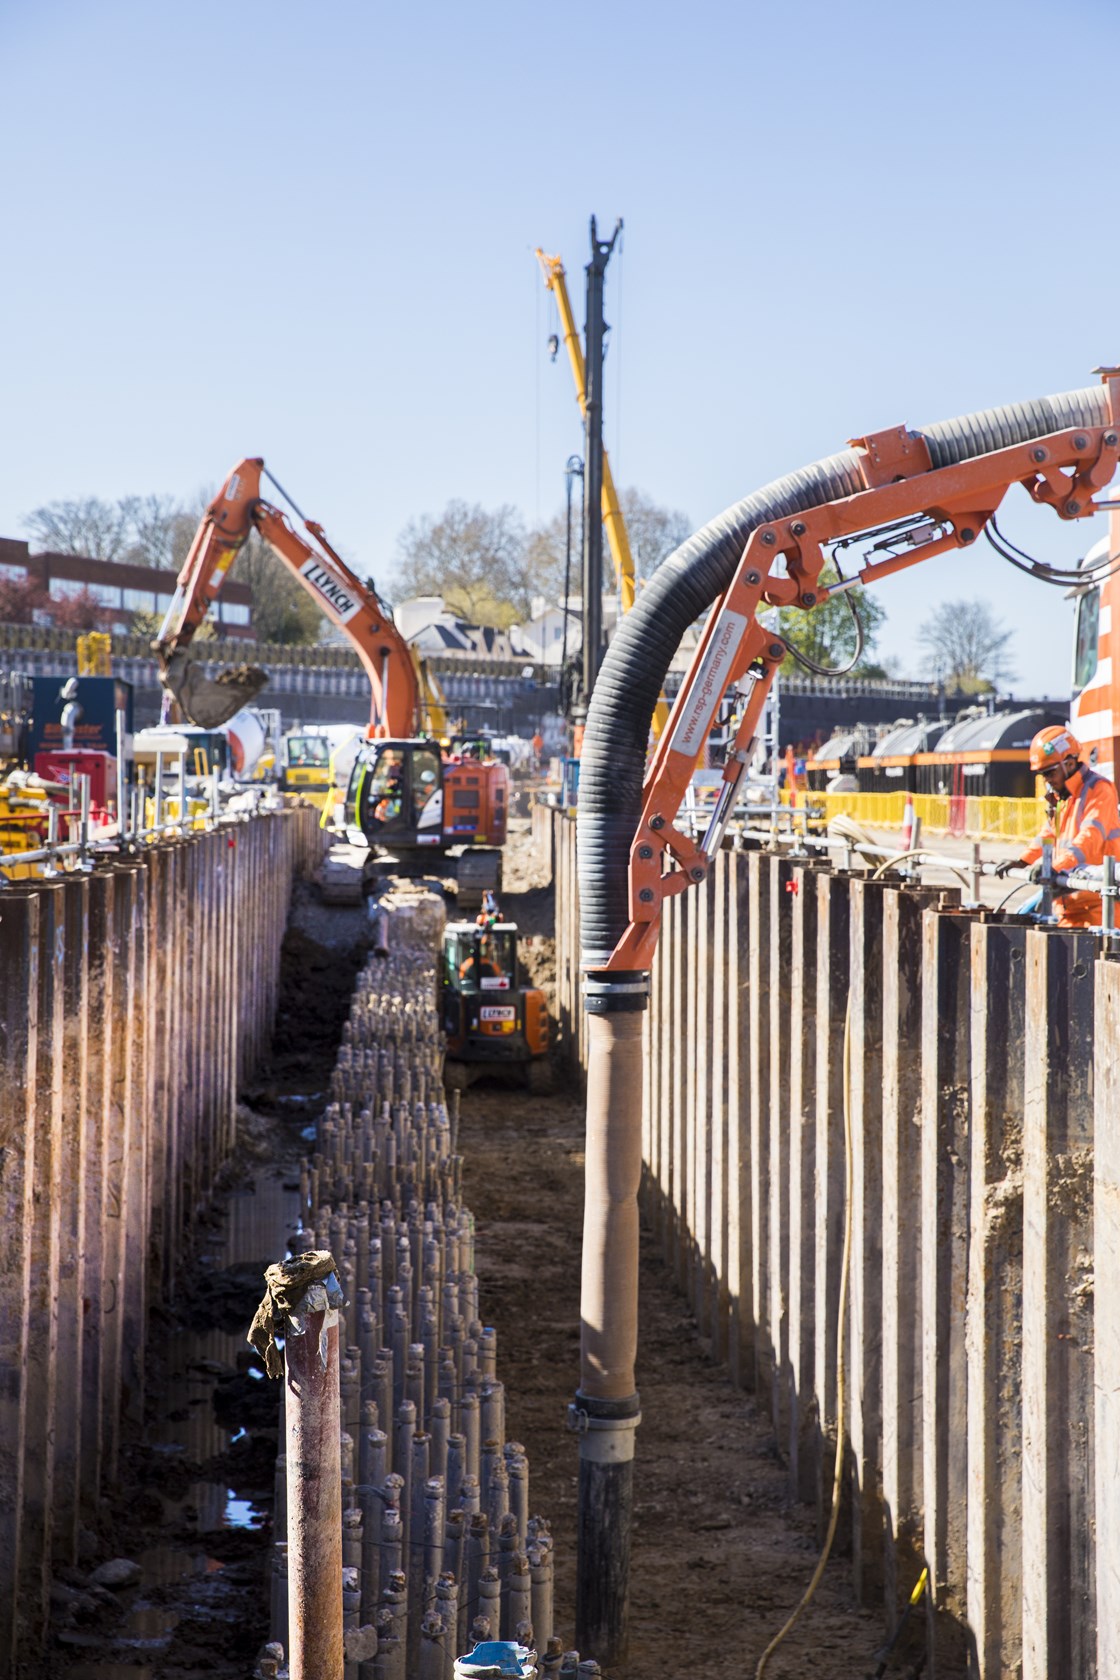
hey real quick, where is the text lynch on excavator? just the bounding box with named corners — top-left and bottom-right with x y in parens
top-left (153, 458), bottom-right (507, 903)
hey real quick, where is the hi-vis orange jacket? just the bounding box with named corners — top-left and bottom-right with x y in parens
top-left (1021, 765), bottom-right (1120, 926)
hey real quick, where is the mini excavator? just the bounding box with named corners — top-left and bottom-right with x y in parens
top-left (440, 893), bottom-right (552, 1092)
top-left (153, 459), bottom-right (507, 905)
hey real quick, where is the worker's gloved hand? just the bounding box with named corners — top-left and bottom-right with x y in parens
top-left (992, 858), bottom-right (1019, 878)
top-left (1028, 862), bottom-right (1067, 886)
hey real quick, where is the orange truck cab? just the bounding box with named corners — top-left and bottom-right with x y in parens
top-left (441, 918), bottom-right (550, 1089)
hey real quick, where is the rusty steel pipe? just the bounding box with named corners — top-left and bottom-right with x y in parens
top-left (273, 1261), bottom-right (345, 1680)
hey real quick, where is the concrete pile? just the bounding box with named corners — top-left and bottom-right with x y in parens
top-left (271, 892), bottom-right (561, 1680)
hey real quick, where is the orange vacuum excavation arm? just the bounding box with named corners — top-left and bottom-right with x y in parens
top-left (605, 394), bottom-right (1120, 972)
top-left (155, 458), bottom-right (420, 739)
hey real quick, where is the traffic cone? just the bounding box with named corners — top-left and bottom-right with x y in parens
top-left (900, 794), bottom-right (915, 852)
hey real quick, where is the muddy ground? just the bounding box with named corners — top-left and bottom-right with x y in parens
top-left (460, 819), bottom-right (917, 1680)
top-left (51, 819), bottom-right (932, 1679)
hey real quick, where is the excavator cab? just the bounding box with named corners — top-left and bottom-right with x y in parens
top-left (347, 738), bottom-right (444, 848)
top-left (441, 913), bottom-right (551, 1090)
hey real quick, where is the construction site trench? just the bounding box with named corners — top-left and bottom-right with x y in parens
top-left (39, 816), bottom-right (903, 1680)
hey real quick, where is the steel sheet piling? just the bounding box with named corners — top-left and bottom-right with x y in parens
top-left (54, 872), bottom-right (89, 1564)
top-left (880, 885), bottom-right (937, 1625)
top-left (1094, 953), bottom-right (1120, 1679)
top-left (786, 860), bottom-right (820, 1503)
top-left (19, 879), bottom-right (65, 1647)
top-left (847, 878), bottom-right (887, 1601)
top-left (1021, 928), bottom-right (1097, 1680)
top-left (920, 907), bottom-right (973, 1669)
top-left (0, 891), bottom-right (39, 1669)
top-left (966, 918), bottom-right (1027, 1679)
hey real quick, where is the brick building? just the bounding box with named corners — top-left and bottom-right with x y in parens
top-left (0, 536), bottom-right (255, 639)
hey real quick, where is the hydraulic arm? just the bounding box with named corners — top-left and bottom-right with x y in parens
top-left (155, 459), bottom-right (421, 737)
top-left (601, 375), bottom-right (1120, 971)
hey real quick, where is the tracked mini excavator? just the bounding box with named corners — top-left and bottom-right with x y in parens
top-left (440, 894), bottom-right (551, 1092)
top-left (153, 459), bottom-right (508, 906)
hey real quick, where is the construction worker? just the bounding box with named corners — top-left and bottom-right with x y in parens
top-left (993, 726), bottom-right (1120, 926)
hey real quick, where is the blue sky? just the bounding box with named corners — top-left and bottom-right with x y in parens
top-left (2, 0), bottom-right (1116, 698)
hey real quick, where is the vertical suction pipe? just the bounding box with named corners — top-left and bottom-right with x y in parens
top-left (571, 977), bottom-right (644, 1666)
top-left (573, 382), bottom-right (1111, 1665)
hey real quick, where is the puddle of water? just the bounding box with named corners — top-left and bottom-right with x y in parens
top-left (224, 1491), bottom-right (265, 1529)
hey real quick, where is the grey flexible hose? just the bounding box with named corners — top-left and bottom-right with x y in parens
top-left (577, 384), bottom-right (1110, 965)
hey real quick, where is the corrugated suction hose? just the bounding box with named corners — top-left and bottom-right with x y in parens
top-left (577, 385), bottom-right (1110, 966)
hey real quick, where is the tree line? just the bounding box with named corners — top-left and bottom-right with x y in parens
top-left (4, 489), bottom-right (1018, 689)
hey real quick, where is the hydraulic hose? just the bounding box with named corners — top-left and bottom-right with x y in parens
top-left (577, 384), bottom-right (1110, 965)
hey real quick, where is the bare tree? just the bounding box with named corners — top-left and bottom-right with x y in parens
top-left (523, 485), bottom-right (692, 607)
top-left (121, 494), bottom-right (200, 572)
top-left (917, 599), bottom-right (1016, 688)
top-left (617, 487), bottom-right (691, 580)
top-left (24, 497), bottom-right (134, 561)
top-left (395, 501), bottom-right (529, 626)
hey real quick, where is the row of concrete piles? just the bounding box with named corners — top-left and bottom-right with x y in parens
top-left (269, 890), bottom-right (598, 1680)
top-left (549, 809), bottom-right (1120, 1680)
top-left (0, 807), bottom-right (324, 1678)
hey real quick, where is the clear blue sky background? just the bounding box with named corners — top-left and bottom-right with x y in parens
top-left (2, 0), bottom-right (1116, 698)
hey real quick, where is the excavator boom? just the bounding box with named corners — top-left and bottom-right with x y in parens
top-left (154, 459), bottom-right (419, 737)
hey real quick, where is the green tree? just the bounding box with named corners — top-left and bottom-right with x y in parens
top-left (775, 564), bottom-right (888, 676)
top-left (395, 501), bottom-right (529, 626)
top-left (523, 485), bottom-right (692, 604)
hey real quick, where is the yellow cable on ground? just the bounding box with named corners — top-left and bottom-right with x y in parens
top-left (754, 847), bottom-right (934, 1678)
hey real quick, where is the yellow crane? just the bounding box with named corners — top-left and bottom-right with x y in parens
top-left (535, 246), bottom-right (670, 736)
top-left (535, 249), bottom-right (637, 614)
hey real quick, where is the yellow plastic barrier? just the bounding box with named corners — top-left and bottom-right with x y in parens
top-left (783, 788), bottom-right (1047, 843)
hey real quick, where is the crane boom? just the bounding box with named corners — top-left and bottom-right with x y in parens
top-left (536, 249), bottom-right (636, 613)
top-left (537, 247), bottom-right (673, 739)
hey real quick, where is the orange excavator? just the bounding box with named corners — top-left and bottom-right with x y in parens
top-left (154, 459), bottom-right (507, 900)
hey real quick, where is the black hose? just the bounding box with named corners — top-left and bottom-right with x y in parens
top-left (577, 384), bottom-right (1110, 966)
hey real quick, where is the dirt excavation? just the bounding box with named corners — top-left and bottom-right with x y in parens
top-left (49, 819), bottom-right (934, 1679)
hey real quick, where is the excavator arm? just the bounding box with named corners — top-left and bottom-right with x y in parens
top-left (155, 458), bottom-right (420, 738)
top-left (604, 377), bottom-right (1120, 971)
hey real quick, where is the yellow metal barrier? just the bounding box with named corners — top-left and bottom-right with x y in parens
top-left (783, 788), bottom-right (1047, 843)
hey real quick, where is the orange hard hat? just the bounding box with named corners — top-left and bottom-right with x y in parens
top-left (1029, 725), bottom-right (1081, 771)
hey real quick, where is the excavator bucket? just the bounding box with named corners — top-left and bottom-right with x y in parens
top-left (159, 648), bottom-right (270, 729)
